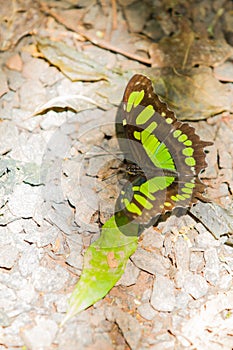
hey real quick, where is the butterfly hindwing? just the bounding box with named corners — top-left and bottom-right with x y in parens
top-left (117, 74), bottom-right (212, 224)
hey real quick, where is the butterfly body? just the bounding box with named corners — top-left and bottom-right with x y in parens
top-left (117, 74), bottom-right (212, 225)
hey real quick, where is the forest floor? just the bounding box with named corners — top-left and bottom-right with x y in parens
top-left (0, 0), bottom-right (233, 349)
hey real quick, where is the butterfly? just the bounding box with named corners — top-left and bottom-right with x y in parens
top-left (115, 74), bottom-right (213, 225)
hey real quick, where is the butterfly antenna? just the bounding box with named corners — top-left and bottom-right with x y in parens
top-left (84, 144), bottom-right (125, 162)
top-left (85, 143), bottom-right (134, 164)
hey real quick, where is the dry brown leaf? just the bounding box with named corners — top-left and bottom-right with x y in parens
top-left (123, 1), bottom-right (151, 33)
top-left (29, 94), bottom-right (104, 118)
top-left (39, 2), bottom-right (151, 64)
top-left (0, 0), bottom-right (43, 51)
top-left (36, 37), bottom-right (108, 82)
top-left (213, 60), bottom-right (233, 82)
top-left (150, 24), bottom-right (233, 69)
top-left (153, 67), bottom-right (233, 120)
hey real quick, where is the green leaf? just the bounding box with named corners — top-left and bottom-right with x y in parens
top-left (62, 215), bottom-right (139, 325)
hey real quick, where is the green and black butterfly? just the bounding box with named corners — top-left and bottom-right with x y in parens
top-left (116, 74), bottom-right (212, 225)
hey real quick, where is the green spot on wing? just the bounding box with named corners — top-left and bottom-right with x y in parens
top-left (176, 194), bottom-right (186, 201)
top-left (139, 127), bottom-right (175, 171)
top-left (171, 195), bottom-right (179, 201)
top-left (134, 194), bottom-right (153, 209)
top-left (181, 187), bottom-right (193, 194)
top-left (152, 142), bottom-right (176, 170)
top-left (185, 157), bottom-right (196, 166)
top-left (133, 131), bottom-right (141, 140)
top-left (182, 193), bottom-right (191, 198)
top-left (127, 90), bottom-right (145, 112)
top-left (136, 105), bottom-right (155, 124)
top-left (134, 90), bottom-right (145, 107)
top-left (123, 197), bottom-right (142, 215)
top-left (178, 134), bottom-right (188, 142)
top-left (139, 122), bottom-right (158, 143)
top-left (133, 183), bottom-right (156, 200)
top-left (182, 147), bottom-right (194, 156)
top-left (123, 176), bottom-right (175, 218)
top-left (147, 121), bottom-right (158, 132)
top-left (133, 176), bottom-right (174, 199)
top-left (185, 182), bottom-right (195, 189)
top-left (184, 140), bottom-right (192, 146)
top-left (146, 176), bottom-right (175, 192)
top-left (173, 130), bottom-right (182, 138)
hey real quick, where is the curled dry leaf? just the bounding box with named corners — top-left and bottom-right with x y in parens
top-left (29, 94), bottom-right (106, 118)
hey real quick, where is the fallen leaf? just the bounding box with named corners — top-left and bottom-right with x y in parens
top-left (39, 2), bottom-right (151, 65)
top-left (152, 67), bottom-right (233, 120)
top-left (36, 37), bottom-right (108, 82)
top-left (0, 0), bottom-right (43, 51)
top-left (62, 215), bottom-right (139, 324)
top-left (213, 60), bottom-right (233, 82)
top-left (149, 23), bottom-right (233, 69)
top-left (29, 94), bottom-right (106, 117)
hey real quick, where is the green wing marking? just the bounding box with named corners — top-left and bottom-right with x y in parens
top-left (121, 176), bottom-right (175, 216)
top-left (117, 74), bottom-right (212, 224)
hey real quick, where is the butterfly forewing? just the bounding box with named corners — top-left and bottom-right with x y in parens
top-left (117, 74), bottom-right (212, 224)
